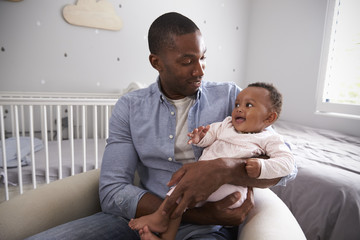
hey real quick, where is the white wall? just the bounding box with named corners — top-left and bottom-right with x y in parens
top-left (0, 0), bottom-right (248, 93)
top-left (245, 0), bottom-right (360, 137)
top-left (1, 0), bottom-right (359, 137)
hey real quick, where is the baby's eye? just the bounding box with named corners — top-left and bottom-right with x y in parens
top-left (246, 103), bottom-right (253, 108)
top-left (235, 103), bottom-right (240, 108)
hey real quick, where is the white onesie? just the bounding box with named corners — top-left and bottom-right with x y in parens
top-left (170, 116), bottom-right (294, 209)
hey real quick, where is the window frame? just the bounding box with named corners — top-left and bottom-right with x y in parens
top-left (316, 0), bottom-right (360, 119)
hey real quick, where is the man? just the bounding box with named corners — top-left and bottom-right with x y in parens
top-left (27, 12), bottom-right (296, 240)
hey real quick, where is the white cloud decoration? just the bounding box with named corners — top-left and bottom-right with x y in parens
top-left (63, 0), bottom-right (123, 31)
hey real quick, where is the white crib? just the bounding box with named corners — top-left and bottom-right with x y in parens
top-left (0, 91), bottom-right (121, 202)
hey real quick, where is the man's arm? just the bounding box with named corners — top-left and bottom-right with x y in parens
top-left (164, 158), bottom-right (280, 218)
top-left (99, 98), bottom-right (147, 220)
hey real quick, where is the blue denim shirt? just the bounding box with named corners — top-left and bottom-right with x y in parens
top-left (99, 79), bottom-right (297, 221)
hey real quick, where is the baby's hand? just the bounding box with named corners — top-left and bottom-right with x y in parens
top-left (187, 125), bottom-right (210, 144)
top-left (246, 158), bottom-right (261, 178)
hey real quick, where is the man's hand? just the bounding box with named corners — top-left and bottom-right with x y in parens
top-left (164, 160), bottom-right (226, 218)
top-left (164, 158), bottom-right (279, 219)
top-left (183, 188), bottom-right (254, 226)
top-left (187, 125), bottom-right (210, 144)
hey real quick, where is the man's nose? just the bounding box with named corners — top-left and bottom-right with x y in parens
top-left (192, 61), bottom-right (205, 77)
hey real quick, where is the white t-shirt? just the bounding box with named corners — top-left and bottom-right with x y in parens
top-left (166, 96), bottom-right (196, 164)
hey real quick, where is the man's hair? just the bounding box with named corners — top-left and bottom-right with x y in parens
top-left (248, 82), bottom-right (283, 118)
top-left (148, 12), bottom-right (200, 54)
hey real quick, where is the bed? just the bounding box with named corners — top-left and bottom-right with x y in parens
top-left (271, 120), bottom-right (360, 240)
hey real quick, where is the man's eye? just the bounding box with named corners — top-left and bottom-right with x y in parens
top-left (182, 59), bottom-right (192, 65)
top-left (246, 103), bottom-right (253, 108)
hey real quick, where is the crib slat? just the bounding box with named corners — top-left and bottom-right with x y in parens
top-left (68, 105), bottom-right (75, 176)
top-left (49, 106), bottom-right (54, 141)
top-left (57, 105), bottom-right (62, 179)
top-left (93, 106), bottom-right (98, 169)
top-left (10, 105), bottom-right (15, 137)
top-left (14, 106), bottom-right (23, 194)
top-left (100, 106), bottom-right (104, 139)
top-left (20, 105), bottom-right (25, 137)
top-left (42, 106), bottom-right (50, 184)
top-left (105, 105), bottom-right (109, 140)
top-left (0, 106), bottom-right (9, 201)
top-left (29, 105), bottom-right (37, 189)
top-left (76, 105), bottom-right (80, 139)
top-left (82, 105), bottom-right (86, 172)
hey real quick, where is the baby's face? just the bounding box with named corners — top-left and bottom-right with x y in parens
top-left (232, 87), bottom-right (272, 133)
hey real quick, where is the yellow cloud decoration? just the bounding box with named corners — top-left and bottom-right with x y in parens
top-left (63, 0), bottom-right (123, 31)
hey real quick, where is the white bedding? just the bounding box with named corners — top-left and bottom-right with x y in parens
top-left (1, 138), bottom-right (106, 185)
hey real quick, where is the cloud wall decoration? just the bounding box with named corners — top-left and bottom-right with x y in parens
top-left (63, 0), bottom-right (123, 31)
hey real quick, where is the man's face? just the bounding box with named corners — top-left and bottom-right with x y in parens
top-left (154, 30), bottom-right (207, 100)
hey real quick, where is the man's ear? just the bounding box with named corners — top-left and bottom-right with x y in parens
top-left (265, 112), bottom-right (278, 125)
top-left (149, 54), bottom-right (162, 71)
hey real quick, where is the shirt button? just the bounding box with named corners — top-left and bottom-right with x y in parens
top-left (171, 111), bottom-right (175, 115)
top-left (168, 157), bottom-right (173, 161)
top-left (169, 135), bottom-right (174, 139)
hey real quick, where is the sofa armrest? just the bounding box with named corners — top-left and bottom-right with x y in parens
top-left (0, 169), bottom-right (101, 240)
top-left (238, 188), bottom-right (305, 240)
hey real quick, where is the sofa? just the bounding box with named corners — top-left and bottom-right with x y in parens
top-left (0, 169), bottom-right (306, 240)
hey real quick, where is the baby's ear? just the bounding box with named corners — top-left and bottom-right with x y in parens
top-left (265, 112), bottom-right (278, 125)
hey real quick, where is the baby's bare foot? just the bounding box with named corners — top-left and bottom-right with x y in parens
top-left (128, 213), bottom-right (168, 233)
top-left (139, 226), bottom-right (161, 240)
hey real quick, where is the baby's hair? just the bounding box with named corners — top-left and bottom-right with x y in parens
top-left (247, 82), bottom-right (282, 118)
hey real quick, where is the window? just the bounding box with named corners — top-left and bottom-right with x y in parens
top-left (316, 0), bottom-right (360, 118)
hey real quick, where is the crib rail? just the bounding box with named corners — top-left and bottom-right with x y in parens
top-left (0, 92), bottom-right (121, 201)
